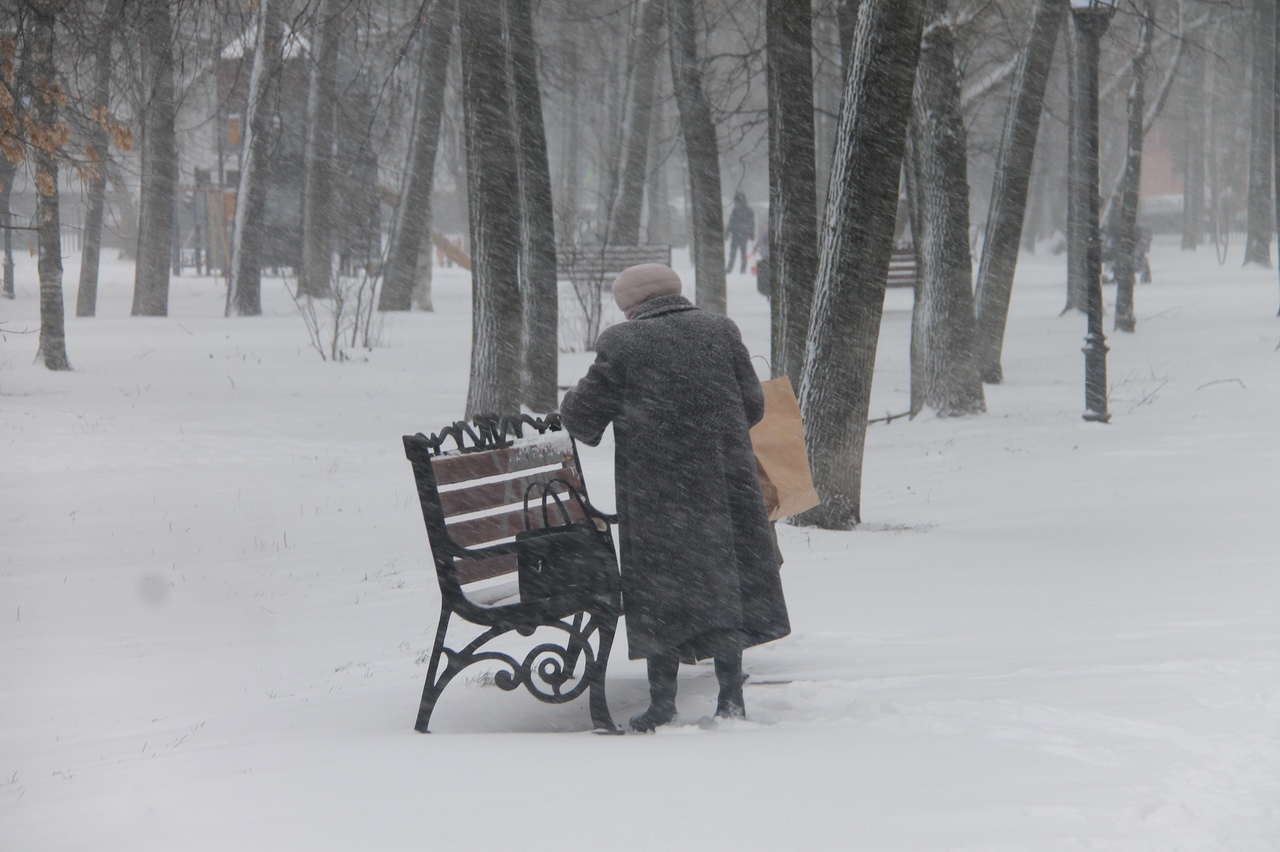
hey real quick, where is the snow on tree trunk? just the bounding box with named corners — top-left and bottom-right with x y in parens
top-left (1113, 3), bottom-right (1151, 334)
top-left (972, 0), bottom-right (1065, 384)
top-left (1245, 0), bottom-right (1275, 268)
top-left (836, 0), bottom-right (861, 70)
top-left (795, 0), bottom-right (923, 530)
top-left (1182, 38), bottom-right (1205, 252)
top-left (131, 0), bottom-right (176, 318)
top-left (668, 0), bottom-right (726, 314)
top-left (29, 4), bottom-right (69, 370)
top-left (612, 0), bottom-right (663, 247)
top-left (509, 0), bottom-right (559, 413)
top-left (907, 0), bottom-right (984, 418)
top-left (767, 0), bottom-right (818, 381)
top-left (380, 0), bottom-right (453, 312)
top-left (76, 0), bottom-right (124, 318)
top-left (461, 0), bottom-right (523, 418)
top-left (298, 0), bottom-right (342, 300)
top-left (227, 0), bottom-right (283, 317)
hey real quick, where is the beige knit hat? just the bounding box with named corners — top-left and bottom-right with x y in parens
top-left (612, 264), bottom-right (683, 319)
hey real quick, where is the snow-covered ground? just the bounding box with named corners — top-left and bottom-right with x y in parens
top-left (3, 237), bottom-right (1278, 850)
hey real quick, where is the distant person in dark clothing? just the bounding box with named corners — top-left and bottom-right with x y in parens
top-left (725, 192), bottom-right (755, 274)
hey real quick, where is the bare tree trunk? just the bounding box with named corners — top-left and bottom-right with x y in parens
top-left (1064, 22), bottom-right (1088, 314)
top-left (612, 0), bottom-right (664, 246)
top-left (908, 0), bottom-right (984, 417)
top-left (28, 4), bottom-right (69, 369)
top-left (836, 0), bottom-right (861, 69)
top-left (646, 96), bottom-right (670, 245)
top-left (1245, 0), bottom-right (1275, 268)
top-left (556, 11), bottom-right (581, 243)
top-left (297, 0), bottom-right (342, 299)
top-left (76, 0), bottom-right (125, 318)
top-left (796, 0), bottom-right (923, 529)
top-left (1182, 35), bottom-right (1205, 251)
top-left (0, 153), bottom-right (14, 300)
top-left (227, 0), bottom-right (283, 317)
top-left (767, 0), bottom-right (818, 381)
top-left (461, 0), bottom-right (523, 417)
top-left (1275, 2), bottom-right (1280, 313)
top-left (105, 157), bottom-right (137, 260)
top-left (972, 0), bottom-right (1066, 383)
top-left (131, 0), bottom-right (176, 317)
top-left (380, 0), bottom-right (454, 311)
top-left (1113, 2), bottom-right (1151, 334)
top-left (668, 0), bottom-right (726, 313)
top-left (509, 0), bottom-right (559, 412)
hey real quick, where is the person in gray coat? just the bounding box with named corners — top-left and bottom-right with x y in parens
top-left (560, 264), bottom-right (790, 732)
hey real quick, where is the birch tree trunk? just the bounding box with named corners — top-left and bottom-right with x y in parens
top-left (796, 0), bottom-right (923, 529)
top-left (908, 0), bottom-right (984, 418)
top-left (1113, 3), bottom-right (1151, 334)
top-left (461, 0), bottom-right (523, 417)
top-left (767, 0), bottom-right (818, 381)
top-left (227, 0), bottom-right (283, 317)
top-left (667, 0), bottom-right (726, 314)
top-left (76, 0), bottom-right (125, 318)
top-left (131, 0), bottom-right (176, 317)
top-left (380, 0), bottom-right (453, 311)
top-left (1244, 0), bottom-right (1275, 268)
top-left (509, 0), bottom-right (559, 412)
top-left (972, 0), bottom-right (1065, 383)
top-left (29, 3), bottom-right (69, 369)
top-left (612, 0), bottom-right (663, 246)
top-left (297, 0), bottom-right (342, 299)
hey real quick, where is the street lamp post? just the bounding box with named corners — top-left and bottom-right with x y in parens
top-left (1070, 0), bottom-right (1116, 423)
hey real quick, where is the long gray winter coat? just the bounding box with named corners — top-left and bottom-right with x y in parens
top-left (560, 294), bottom-right (790, 660)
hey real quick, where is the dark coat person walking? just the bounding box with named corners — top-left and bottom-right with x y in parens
top-left (725, 192), bottom-right (755, 274)
top-left (560, 264), bottom-right (790, 732)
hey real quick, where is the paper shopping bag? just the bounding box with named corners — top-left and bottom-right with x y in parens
top-left (749, 377), bottom-right (820, 521)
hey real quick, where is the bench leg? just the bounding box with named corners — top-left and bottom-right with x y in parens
top-left (588, 612), bottom-right (620, 733)
top-left (414, 607), bottom-right (452, 733)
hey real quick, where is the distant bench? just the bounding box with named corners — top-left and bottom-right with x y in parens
top-left (559, 244), bottom-right (673, 287)
top-left (886, 246), bottom-right (918, 289)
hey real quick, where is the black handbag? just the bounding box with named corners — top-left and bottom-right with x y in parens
top-left (516, 479), bottom-right (617, 602)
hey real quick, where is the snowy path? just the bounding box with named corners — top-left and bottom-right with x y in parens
top-left (3, 241), bottom-right (1278, 850)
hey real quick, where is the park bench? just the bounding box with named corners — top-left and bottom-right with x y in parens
top-left (401, 413), bottom-right (622, 733)
top-left (886, 245), bottom-right (918, 288)
top-left (560, 243), bottom-right (673, 287)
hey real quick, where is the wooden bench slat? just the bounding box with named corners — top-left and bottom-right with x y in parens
top-left (438, 469), bottom-right (584, 517)
top-left (886, 247), bottom-right (917, 288)
top-left (447, 498), bottom-right (589, 548)
top-left (432, 442), bottom-right (575, 487)
top-left (561, 244), bottom-right (673, 282)
top-left (456, 553), bottom-right (518, 586)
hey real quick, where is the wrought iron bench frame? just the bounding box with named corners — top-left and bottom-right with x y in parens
top-left (402, 413), bottom-right (621, 733)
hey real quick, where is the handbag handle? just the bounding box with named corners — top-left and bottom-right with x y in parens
top-left (521, 480), bottom-right (574, 530)
top-left (523, 477), bottom-right (600, 531)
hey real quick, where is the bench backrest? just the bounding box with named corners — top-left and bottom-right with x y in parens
top-left (560, 244), bottom-right (673, 284)
top-left (404, 427), bottom-right (589, 586)
top-left (886, 246), bottom-right (917, 288)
